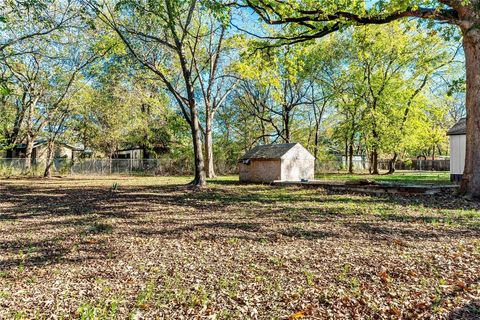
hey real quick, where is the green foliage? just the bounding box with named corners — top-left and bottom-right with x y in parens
top-left (77, 299), bottom-right (120, 319)
top-left (0, 0), bottom-right (465, 178)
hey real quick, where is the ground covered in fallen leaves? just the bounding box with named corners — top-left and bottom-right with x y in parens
top-left (0, 176), bottom-right (479, 319)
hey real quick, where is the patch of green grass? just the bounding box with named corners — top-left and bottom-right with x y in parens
top-left (302, 269), bottom-right (316, 286)
top-left (136, 279), bottom-right (156, 308)
top-left (316, 171), bottom-right (451, 185)
top-left (77, 299), bottom-right (121, 320)
top-left (0, 290), bottom-right (10, 299)
top-left (188, 284), bottom-right (211, 308)
top-left (86, 223), bottom-right (113, 234)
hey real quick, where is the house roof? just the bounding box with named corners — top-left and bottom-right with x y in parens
top-left (447, 118), bottom-right (466, 136)
top-left (240, 143), bottom-right (300, 160)
top-left (15, 140), bottom-right (81, 151)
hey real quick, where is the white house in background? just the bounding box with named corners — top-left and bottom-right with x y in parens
top-left (238, 143), bottom-right (315, 183)
top-left (7, 139), bottom-right (80, 162)
top-left (447, 118), bottom-right (466, 183)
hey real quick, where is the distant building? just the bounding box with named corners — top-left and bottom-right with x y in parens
top-left (113, 147), bottom-right (146, 160)
top-left (6, 140), bottom-right (80, 162)
top-left (238, 143), bottom-right (315, 183)
top-left (447, 118), bottom-right (466, 182)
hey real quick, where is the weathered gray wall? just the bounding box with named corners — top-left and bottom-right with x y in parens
top-left (450, 134), bottom-right (466, 175)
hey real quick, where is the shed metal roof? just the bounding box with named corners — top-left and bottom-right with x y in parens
top-left (447, 118), bottom-right (466, 136)
top-left (240, 143), bottom-right (299, 160)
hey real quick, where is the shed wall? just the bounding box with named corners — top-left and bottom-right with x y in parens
top-left (239, 159), bottom-right (281, 182)
top-left (115, 149), bottom-right (143, 159)
top-left (281, 158), bottom-right (314, 181)
top-left (450, 135), bottom-right (466, 175)
top-left (280, 144), bottom-right (315, 181)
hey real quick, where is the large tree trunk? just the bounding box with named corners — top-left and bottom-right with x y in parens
top-left (460, 27), bottom-right (480, 198)
top-left (190, 103), bottom-right (206, 187)
top-left (205, 117), bottom-right (216, 179)
top-left (371, 148), bottom-right (379, 175)
top-left (43, 140), bottom-right (54, 178)
top-left (348, 143), bottom-right (354, 174)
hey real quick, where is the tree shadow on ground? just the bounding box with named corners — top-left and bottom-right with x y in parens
top-left (0, 180), bottom-right (479, 270)
top-left (448, 300), bottom-right (480, 320)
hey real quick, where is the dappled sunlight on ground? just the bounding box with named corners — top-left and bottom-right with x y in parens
top-left (0, 176), bottom-right (479, 319)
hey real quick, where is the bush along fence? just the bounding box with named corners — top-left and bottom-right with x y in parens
top-left (314, 159), bottom-right (451, 174)
top-left (0, 158), bottom-right (451, 177)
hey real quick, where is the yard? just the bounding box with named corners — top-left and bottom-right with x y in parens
top-left (315, 171), bottom-right (452, 185)
top-left (0, 175), bottom-right (479, 319)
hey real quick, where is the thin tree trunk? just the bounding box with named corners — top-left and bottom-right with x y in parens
top-left (348, 143), bottom-right (354, 174)
top-left (344, 138), bottom-right (348, 168)
top-left (371, 125), bottom-right (380, 174)
top-left (205, 116), bottom-right (216, 178)
top-left (387, 152), bottom-right (398, 175)
top-left (313, 122), bottom-right (320, 161)
top-left (260, 121), bottom-right (268, 144)
top-left (23, 134), bottom-right (34, 174)
top-left (431, 145), bottom-right (435, 171)
top-left (284, 112), bottom-right (291, 143)
top-left (368, 151), bottom-right (373, 174)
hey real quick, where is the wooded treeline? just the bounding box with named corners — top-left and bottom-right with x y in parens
top-left (0, 0), bottom-right (464, 183)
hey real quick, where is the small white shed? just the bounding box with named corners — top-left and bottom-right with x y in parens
top-left (113, 147), bottom-right (145, 159)
top-left (238, 143), bottom-right (315, 183)
top-left (447, 118), bottom-right (466, 183)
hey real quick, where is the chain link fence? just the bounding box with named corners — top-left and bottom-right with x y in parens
top-left (0, 158), bottom-right (235, 176)
top-left (315, 159), bottom-right (450, 174)
top-left (0, 158), bottom-right (450, 176)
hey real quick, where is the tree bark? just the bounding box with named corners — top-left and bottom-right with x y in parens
top-left (44, 141), bottom-right (54, 178)
top-left (431, 145), bottom-right (436, 171)
top-left (205, 116), bottom-right (216, 178)
top-left (460, 27), bottom-right (480, 198)
top-left (348, 143), bottom-right (354, 174)
top-left (22, 96), bottom-right (38, 174)
top-left (283, 111), bottom-right (291, 143)
top-left (371, 148), bottom-right (379, 175)
top-left (190, 102), bottom-right (206, 187)
top-left (313, 123), bottom-right (320, 161)
top-left (23, 134), bottom-right (34, 174)
top-left (387, 152), bottom-right (398, 175)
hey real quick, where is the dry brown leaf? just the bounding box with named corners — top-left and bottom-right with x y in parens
top-left (288, 310), bottom-right (306, 319)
